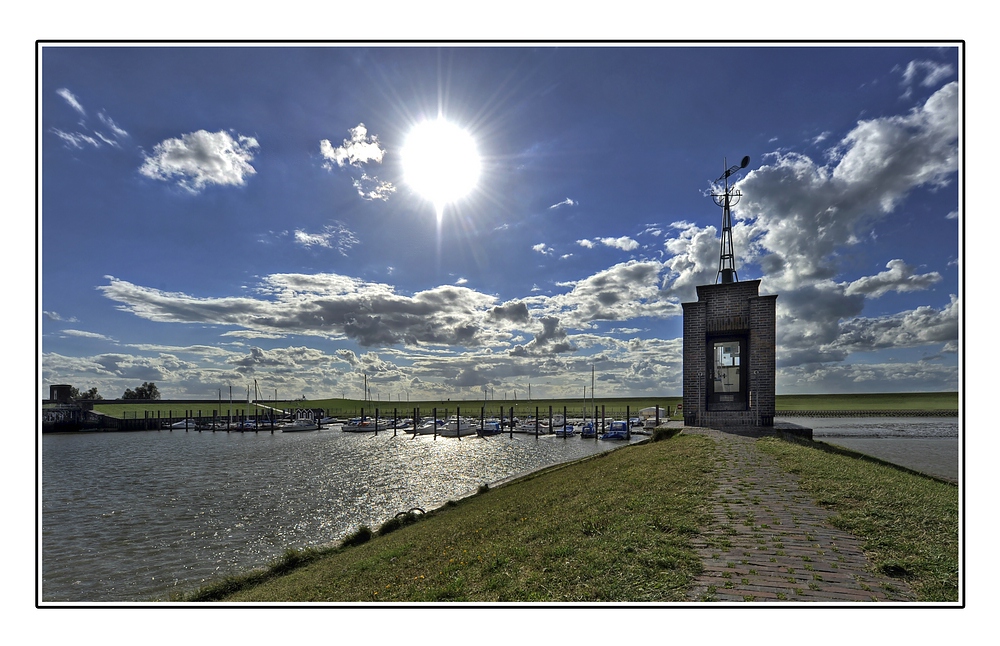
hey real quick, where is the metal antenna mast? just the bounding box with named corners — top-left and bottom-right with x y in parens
top-left (712, 155), bottom-right (749, 284)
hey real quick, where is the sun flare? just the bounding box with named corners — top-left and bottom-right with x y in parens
top-left (401, 118), bottom-right (481, 221)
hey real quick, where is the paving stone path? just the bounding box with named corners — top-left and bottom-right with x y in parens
top-left (683, 426), bottom-right (915, 602)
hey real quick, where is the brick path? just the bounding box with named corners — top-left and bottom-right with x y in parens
top-left (683, 426), bottom-right (915, 603)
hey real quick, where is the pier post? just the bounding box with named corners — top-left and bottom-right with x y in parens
top-left (548, 406), bottom-right (552, 433)
top-left (626, 406), bottom-right (630, 440)
top-left (457, 406), bottom-right (461, 440)
top-left (563, 406), bottom-right (567, 439)
top-left (394, 408), bottom-right (398, 436)
top-left (601, 405), bottom-right (605, 433)
top-left (433, 407), bottom-right (438, 440)
top-left (509, 407), bottom-right (514, 439)
top-left (535, 406), bottom-right (539, 437)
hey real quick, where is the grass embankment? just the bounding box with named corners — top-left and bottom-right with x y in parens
top-left (185, 430), bottom-right (959, 603)
top-left (774, 392), bottom-right (958, 412)
top-left (757, 437), bottom-right (959, 601)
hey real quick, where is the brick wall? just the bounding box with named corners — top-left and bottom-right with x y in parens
top-left (683, 281), bottom-right (777, 427)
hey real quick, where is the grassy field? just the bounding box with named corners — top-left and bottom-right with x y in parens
top-left (87, 391), bottom-right (958, 419)
top-left (183, 430), bottom-right (959, 603)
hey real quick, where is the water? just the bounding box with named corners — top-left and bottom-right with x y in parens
top-left (778, 416), bottom-right (959, 482)
top-left (41, 427), bottom-right (642, 603)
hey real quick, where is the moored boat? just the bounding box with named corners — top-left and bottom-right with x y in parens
top-left (600, 420), bottom-right (629, 440)
top-left (436, 417), bottom-right (477, 437)
top-left (282, 410), bottom-right (319, 432)
top-left (554, 424), bottom-right (576, 437)
top-left (341, 417), bottom-right (385, 432)
top-left (478, 420), bottom-right (503, 436)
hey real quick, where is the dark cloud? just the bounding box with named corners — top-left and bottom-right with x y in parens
top-left (488, 301), bottom-right (531, 324)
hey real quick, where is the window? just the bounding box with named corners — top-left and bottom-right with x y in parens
top-left (708, 337), bottom-right (746, 407)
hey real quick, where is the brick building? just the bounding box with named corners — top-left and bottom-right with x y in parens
top-left (682, 279), bottom-right (776, 427)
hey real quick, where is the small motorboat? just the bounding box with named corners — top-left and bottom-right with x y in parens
top-left (478, 420), bottom-right (503, 436)
top-left (282, 411), bottom-right (319, 432)
top-left (600, 421), bottom-right (629, 441)
top-left (554, 424), bottom-right (576, 437)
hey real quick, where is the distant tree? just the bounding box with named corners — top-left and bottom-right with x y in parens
top-left (68, 386), bottom-right (102, 400)
top-left (122, 382), bottom-right (161, 400)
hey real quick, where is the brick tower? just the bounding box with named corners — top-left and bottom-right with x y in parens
top-left (682, 158), bottom-right (777, 427)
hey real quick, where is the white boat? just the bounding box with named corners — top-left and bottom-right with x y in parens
top-left (164, 419), bottom-right (198, 429)
top-left (414, 418), bottom-right (445, 434)
top-left (639, 406), bottom-right (668, 420)
top-left (388, 418), bottom-right (414, 432)
top-left (436, 417), bottom-right (477, 437)
top-left (282, 410), bottom-right (319, 432)
top-left (341, 417), bottom-right (384, 432)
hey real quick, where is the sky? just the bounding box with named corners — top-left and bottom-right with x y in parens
top-left (38, 43), bottom-right (962, 402)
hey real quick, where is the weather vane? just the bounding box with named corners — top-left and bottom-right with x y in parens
top-left (712, 155), bottom-right (749, 284)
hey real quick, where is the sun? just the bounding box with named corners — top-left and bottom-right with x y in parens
top-left (401, 118), bottom-right (481, 222)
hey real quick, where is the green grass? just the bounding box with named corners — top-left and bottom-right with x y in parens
top-left (756, 436), bottom-right (959, 601)
top-left (184, 434), bottom-right (718, 602)
top-left (774, 392), bottom-right (958, 411)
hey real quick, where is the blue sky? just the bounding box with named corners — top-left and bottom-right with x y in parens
top-left (39, 43), bottom-right (961, 401)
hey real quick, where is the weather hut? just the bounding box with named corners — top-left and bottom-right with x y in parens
top-left (682, 157), bottom-right (776, 428)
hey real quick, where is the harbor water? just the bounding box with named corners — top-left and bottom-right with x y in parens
top-left (41, 426), bottom-right (643, 603)
top-left (778, 416), bottom-right (959, 482)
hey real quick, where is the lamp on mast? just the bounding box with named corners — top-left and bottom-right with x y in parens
top-left (712, 155), bottom-right (749, 284)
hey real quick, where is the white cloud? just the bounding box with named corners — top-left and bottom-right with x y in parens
top-left (51, 128), bottom-right (100, 149)
top-left (549, 197), bottom-right (577, 209)
top-left (735, 82), bottom-right (958, 293)
top-left (98, 111), bottom-right (129, 140)
top-left (844, 259), bottom-right (942, 298)
top-left (576, 239), bottom-right (595, 248)
top-left (97, 273), bottom-right (504, 349)
top-left (599, 236), bottom-right (639, 251)
top-left (62, 329), bottom-right (115, 341)
top-left (900, 60), bottom-right (955, 88)
top-left (352, 173), bottom-right (396, 201)
top-left (320, 123), bottom-right (386, 169)
top-left (831, 294), bottom-right (959, 355)
top-left (293, 221), bottom-right (359, 256)
top-left (139, 130), bottom-right (259, 193)
top-left (44, 311), bottom-right (78, 322)
top-left (56, 88), bottom-right (85, 116)
top-left (812, 131), bottom-right (831, 145)
top-left (51, 90), bottom-right (129, 151)
top-left (533, 243), bottom-right (553, 255)
top-left (320, 124), bottom-right (394, 200)
top-left (533, 260), bottom-right (679, 324)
